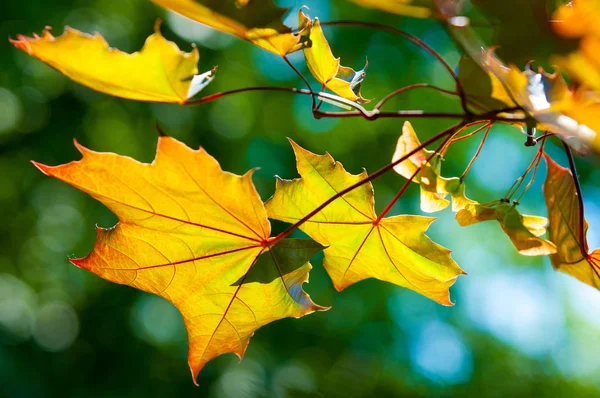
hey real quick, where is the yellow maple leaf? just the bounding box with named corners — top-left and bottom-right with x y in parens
top-left (392, 121), bottom-right (461, 213)
top-left (265, 140), bottom-right (464, 305)
top-left (543, 153), bottom-right (600, 289)
top-left (150, 0), bottom-right (309, 56)
top-left (301, 11), bottom-right (370, 103)
top-left (11, 21), bottom-right (216, 104)
top-left (32, 136), bottom-right (327, 383)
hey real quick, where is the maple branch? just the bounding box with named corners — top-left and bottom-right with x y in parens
top-left (563, 141), bottom-right (589, 254)
top-left (269, 122), bottom-right (462, 244)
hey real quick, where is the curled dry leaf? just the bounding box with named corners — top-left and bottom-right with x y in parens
top-left (543, 153), bottom-right (600, 289)
top-left (32, 135), bottom-right (327, 383)
top-left (266, 140), bottom-right (464, 306)
top-left (300, 10), bottom-right (370, 103)
top-left (151, 0), bottom-right (310, 56)
top-left (10, 21), bottom-right (216, 103)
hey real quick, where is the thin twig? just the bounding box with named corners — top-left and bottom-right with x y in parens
top-left (460, 123), bottom-right (492, 181)
top-left (283, 55), bottom-right (317, 110)
top-left (563, 141), bottom-right (589, 254)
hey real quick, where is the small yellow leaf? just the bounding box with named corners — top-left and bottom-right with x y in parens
top-left (543, 153), bottom-right (600, 289)
top-left (266, 140), bottom-right (464, 305)
top-left (151, 0), bottom-right (309, 56)
top-left (301, 11), bottom-right (370, 103)
top-left (455, 199), bottom-right (557, 256)
top-left (33, 136), bottom-right (327, 383)
top-left (11, 21), bottom-right (215, 104)
top-left (392, 122), bottom-right (460, 213)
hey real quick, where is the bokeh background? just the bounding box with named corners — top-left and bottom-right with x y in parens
top-left (3, 0), bottom-right (600, 396)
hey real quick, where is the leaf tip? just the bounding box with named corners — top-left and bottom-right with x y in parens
top-left (68, 256), bottom-right (86, 269)
top-left (72, 138), bottom-right (90, 155)
top-left (30, 160), bottom-right (52, 176)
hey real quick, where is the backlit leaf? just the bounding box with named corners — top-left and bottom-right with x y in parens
top-left (10, 21), bottom-right (215, 104)
top-left (543, 153), bottom-right (600, 289)
top-left (150, 0), bottom-right (309, 56)
top-left (266, 140), bottom-right (464, 306)
top-left (455, 196), bottom-right (557, 256)
top-left (392, 121), bottom-right (460, 213)
top-left (302, 11), bottom-right (370, 103)
top-left (32, 136), bottom-right (327, 383)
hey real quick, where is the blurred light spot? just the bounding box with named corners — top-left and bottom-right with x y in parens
top-left (167, 11), bottom-right (235, 50)
top-left (33, 301), bottom-right (79, 352)
top-left (409, 320), bottom-right (473, 384)
top-left (561, 274), bottom-right (600, 330)
top-left (215, 359), bottom-right (266, 398)
top-left (273, 363), bottom-right (317, 397)
top-left (293, 95), bottom-right (340, 134)
top-left (253, 49), bottom-right (305, 82)
top-left (130, 294), bottom-right (184, 346)
top-left (462, 270), bottom-right (565, 356)
top-left (0, 274), bottom-right (36, 345)
top-left (470, 127), bottom-right (530, 196)
top-left (210, 96), bottom-right (255, 140)
top-left (0, 88), bottom-right (22, 135)
top-left (36, 205), bottom-right (83, 252)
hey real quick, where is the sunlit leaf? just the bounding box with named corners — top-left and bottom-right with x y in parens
top-left (10, 21), bottom-right (215, 104)
top-left (543, 153), bottom-right (600, 289)
top-left (266, 140), bottom-right (464, 305)
top-left (301, 11), bottom-right (370, 103)
top-left (32, 136), bottom-right (327, 383)
top-left (150, 0), bottom-right (309, 56)
top-left (455, 194), bottom-right (557, 256)
top-left (552, 0), bottom-right (600, 91)
top-left (392, 121), bottom-right (460, 213)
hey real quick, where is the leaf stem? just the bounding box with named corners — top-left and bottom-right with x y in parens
top-left (269, 122), bottom-right (462, 244)
top-left (460, 123), bottom-right (492, 181)
top-left (283, 55), bottom-right (317, 110)
top-left (563, 141), bottom-right (589, 253)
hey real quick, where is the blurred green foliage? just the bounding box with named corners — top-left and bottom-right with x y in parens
top-left (2, 0), bottom-right (600, 396)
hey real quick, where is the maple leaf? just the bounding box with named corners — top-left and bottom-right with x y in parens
top-left (10, 21), bottom-right (216, 104)
top-left (265, 140), bottom-right (464, 306)
top-left (543, 153), bottom-right (600, 289)
top-left (32, 136), bottom-right (327, 384)
top-left (454, 195), bottom-right (557, 256)
top-left (150, 0), bottom-right (310, 56)
top-left (392, 121), bottom-right (460, 213)
top-left (300, 10), bottom-right (370, 103)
